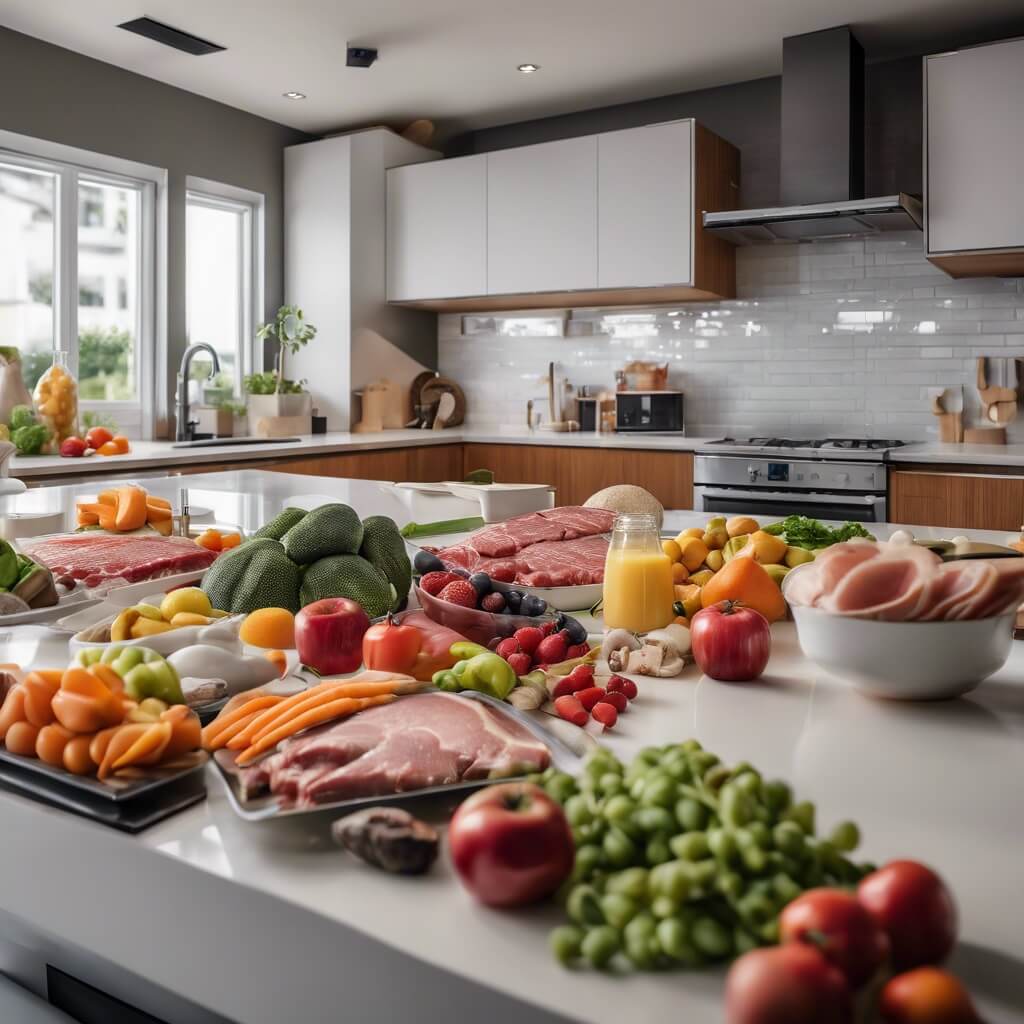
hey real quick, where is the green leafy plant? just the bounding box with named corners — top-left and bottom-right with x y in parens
top-left (244, 372), bottom-right (306, 396)
top-left (255, 305), bottom-right (316, 394)
top-left (213, 399), bottom-right (247, 416)
top-left (82, 410), bottom-right (119, 432)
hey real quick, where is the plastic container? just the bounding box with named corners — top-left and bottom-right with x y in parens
top-left (32, 350), bottom-right (79, 448)
top-left (602, 513), bottom-right (674, 633)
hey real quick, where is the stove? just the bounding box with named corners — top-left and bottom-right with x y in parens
top-left (692, 437), bottom-right (904, 523)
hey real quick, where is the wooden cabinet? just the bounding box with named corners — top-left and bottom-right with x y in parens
top-left (464, 444), bottom-right (693, 509)
top-left (486, 136), bottom-right (598, 295)
top-left (925, 38), bottom-right (1024, 277)
top-left (386, 155), bottom-right (487, 301)
top-left (889, 470), bottom-right (1024, 531)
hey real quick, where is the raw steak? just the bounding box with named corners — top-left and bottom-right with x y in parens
top-left (240, 691), bottom-right (550, 808)
top-left (18, 533), bottom-right (217, 589)
top-left (432, 505), bottom-right (615, 586)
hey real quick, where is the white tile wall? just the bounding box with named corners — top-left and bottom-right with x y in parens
top-left (438, 232), bottom-right (1024, 440)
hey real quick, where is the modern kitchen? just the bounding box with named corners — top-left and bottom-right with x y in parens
top-left (0, 4), bottom-right (1023, 1024)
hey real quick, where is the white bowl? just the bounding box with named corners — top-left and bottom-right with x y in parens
top-left (69, 615), bottom-right (243, 658)
top-left (789, 603), bottom-right (1015, 700)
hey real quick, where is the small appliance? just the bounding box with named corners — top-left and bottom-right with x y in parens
top-left (615, 391), bottom-right (684, 434)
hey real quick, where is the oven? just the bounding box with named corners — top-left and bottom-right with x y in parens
top-left (692, 455), bottom-right (888, 523)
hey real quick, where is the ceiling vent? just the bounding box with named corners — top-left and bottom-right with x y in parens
top-left (118, 17), bottom-right (225, 55)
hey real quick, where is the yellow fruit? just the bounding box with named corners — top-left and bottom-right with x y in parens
top-left (208, 609), bottom-right (230, 619)
top-left (703, 527), bottom-right (728, 551)
top-left (169, 612), bottom-right (213, 628)
top-left (707, 516), bottom-right (727, 530)
top-left (678, 537), bottom-right (709, 572)
top-left (239, 607), bottom-right (296, 650)
top-left (689, 569), bottom-right (715, 588)
top-left (160, 587), bottom-right (213, 621)
top-left (705, 549), bottom-right (725, 572)
top-left (129, 617), bottom-right (176, 639)
top-left (678, 527), bottom-right (705, 541)
top-left (110, 610), bottom-right (137, 642)
top-left (671, 562), bottom-right (689, 584)
top-left (785, 546), bottom-right (816, 568)
top-left (763, 564), bottom-right (790, 587)
top-left (726, 516), bottom-right (760, 538)
top-left (736, 530), bottom-right (789, 565)
top-left (662, 539), bottom-right (683, 563)
top-left (722, 536), bottom-right (750, 562)
top-left (674, 583), bottom-right (703, 619)
top-left (134, 603), bottom-right (165, 621)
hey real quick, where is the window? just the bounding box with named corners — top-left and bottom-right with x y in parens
top-left (186, 186), bottom-right (261, 399)
top-left (0, 131), bottom-right (162, 437)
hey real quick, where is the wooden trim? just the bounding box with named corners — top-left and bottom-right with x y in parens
top-left (927, 251), bottom-right (1024, 278)
top-left (891, 462), bottom-right (1024, 477)
top-left (693, 124), bottom-right (740, 300)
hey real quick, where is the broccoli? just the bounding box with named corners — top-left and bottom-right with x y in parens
top-left (9, 405), bottom-right (37, 431)
top-left (11, 422), bottom-right (49, 455)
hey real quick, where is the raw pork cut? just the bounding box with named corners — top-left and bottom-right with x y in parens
top-left (786, 540), bottom-right (1024, 621)
top-left (18, 533), bottom-right (217, 589)
top-left (431, 506), bottom-right (615, 586)
top-left (240, 691), bottom-right (550, 808)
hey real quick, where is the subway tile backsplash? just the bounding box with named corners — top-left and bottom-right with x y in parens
top-left (438, 232), bottom-right (1024, 440)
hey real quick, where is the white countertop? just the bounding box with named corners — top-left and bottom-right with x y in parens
top-left (890, 442), bottom-right (1024, 468)
top-left (1, 474), bottom-right (1022, 1023)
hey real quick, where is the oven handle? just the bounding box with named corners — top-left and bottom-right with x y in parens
top-left (694, 489), bottom-right (885, 506)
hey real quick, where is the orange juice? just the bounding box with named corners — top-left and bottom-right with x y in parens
top-left (602, 514), bottom-right (675, 633)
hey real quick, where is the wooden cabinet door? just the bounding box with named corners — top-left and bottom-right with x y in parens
top-left (486, 137), bottom-right (598, 295)
top-left (926, 39), bottom-right (1024, 254)
top-left (598, 121), bottom-right (693, 288)
top-left (387, 156), bottom-right (487, 300)
top-left (889, 471), bottom-right (1024, 531)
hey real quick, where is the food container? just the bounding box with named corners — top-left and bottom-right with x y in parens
top-left (415, 586), bottom-right (550, 646)
top-left (32, 350), bottom-right (78, 448)
top-left (788, 603), bottom-right (1015, 700)
top-left (69, 614), bottom-right (243, 657)
top-left (602, 513), bottom-right (674, 632)
top-left (441, 482), bottom-right (554, 523)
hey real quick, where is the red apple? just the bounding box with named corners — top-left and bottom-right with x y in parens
top-left (295, 598), bottom-right (370, 675)
top-left (691, 600), bottom-right (771, 681)
top-left (59, 436), bottom-right (87, 458)
top-left (448, 782), bottom-right (574, 907)
top-left (725, 943), bottom-right (853, 1024)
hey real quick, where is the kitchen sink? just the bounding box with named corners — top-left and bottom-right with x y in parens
top-left (170, 436), bottom-right (302, 449)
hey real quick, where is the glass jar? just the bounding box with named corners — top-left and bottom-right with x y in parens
top-left (33, 350), bottom-right (79, 449)
top-left (602, 513), bottom-right (675, 633)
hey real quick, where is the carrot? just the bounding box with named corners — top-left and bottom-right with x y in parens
top-left (202, 708), bottom-right (267, 751)
top-left (234, 693), bottom-right (395, 767)
top-left (224, 680), bottom-right (345, 750)
top-left (201, 694), bottom-right (284, 748)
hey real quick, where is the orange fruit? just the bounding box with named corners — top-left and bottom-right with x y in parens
top-left (239, 607), bottom-right (296, 650)
top-left (220, 532), bottom-right (243, 549)
top-left (700, 556), bottom-right (787, 623)
top-left (195, 529), bottom-right (223, 552)
top-left (671, 562), bottom-right (689, 584)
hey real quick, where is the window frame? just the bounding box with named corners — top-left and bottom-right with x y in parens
top-left (186, 177), bottom-right (265, 397)
top-left (0, 128), bottom-right (165, 439)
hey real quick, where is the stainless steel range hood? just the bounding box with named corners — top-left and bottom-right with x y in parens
top-left (703, 27), bottom-right (923, 245)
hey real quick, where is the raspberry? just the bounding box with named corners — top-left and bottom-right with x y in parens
top-left (535, 632), bottom-right (569, 665)
top-left (495, 637), bottom-right (521, 660)
top-left (420, 571), bottom-right (460, 596)
top-left (507, 652), bottom-right (532, 676)
top-left (437, 580), bottom-right (478, 608)
top-left (513, 626), bottom-right (544, 657)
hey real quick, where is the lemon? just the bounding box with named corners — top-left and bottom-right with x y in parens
top-left (661, 539), bottom-right (683, 563)
top-left (160, 586), bottom-right (213, 621)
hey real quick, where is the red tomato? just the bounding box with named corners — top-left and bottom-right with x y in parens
top-left (448, 782), bottom-right (574, 907)
top-left (691, 600), bottom-right (771, 681)
top-left (59, 436), bottom-right (87, 458)
top-left (725, 943), bottom-right (852, 1024)
top-left (780, 888), bottom-right (889, 988)
top-left (879, 968), bottom-right (981, 1024)
top-left (858, 861), bottom-right (957, 970)
top-left (362, 613), bottom-right (422, 674)
top-left (84, 426), bottom-right (113, 450)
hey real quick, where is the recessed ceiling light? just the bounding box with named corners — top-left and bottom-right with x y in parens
top-left (517, 63), bottom-right (540, 73)
top-left (283, 91), bottom-right (306, 100)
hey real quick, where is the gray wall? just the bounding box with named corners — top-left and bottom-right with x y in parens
top-left (0, 26), bottom-right (312, 432)
top-left (447, 57), bottom-right (924, 208)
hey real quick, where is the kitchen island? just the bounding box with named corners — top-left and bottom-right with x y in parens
top-left (0, 471), bottom-right (1022, 1024)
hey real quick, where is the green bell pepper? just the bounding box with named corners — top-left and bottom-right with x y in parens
top-left (80, 645), bottom-right (186, 705)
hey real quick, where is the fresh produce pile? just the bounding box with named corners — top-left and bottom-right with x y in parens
top-left (414, 550), bottom-right (548, 617)
top-left (104, 587), bottom-right (231, 643)
top-left (60, 426), bottom-right (131, 458)
top-left (76, 485), bottom-right (173, 535)
top-left (534, 741), bottom-right (868, 971)
top-left (5, 405), bottom-right (50, 456)
top-left (0, 647), bottom-right (201, 780)
top-left (201, 505), bottom-right (411, 616)
top-left (194, 528), bottom-right (243, 552)
top-left (763, 515), bottom-right (875, 550)
top-left (0, 539), bottom-right (62, 616)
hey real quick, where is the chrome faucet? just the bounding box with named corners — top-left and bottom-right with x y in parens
top-left (175, 343), bottom-right (221, 442)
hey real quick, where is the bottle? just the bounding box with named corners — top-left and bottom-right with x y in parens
top-left (33, 350), bottom-right (79, 450)
top-left (602, 513), bottom-right (674, 633)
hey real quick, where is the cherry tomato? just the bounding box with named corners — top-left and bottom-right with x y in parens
top-left (84, 426), bottom-right (113, 450)
top-left (858, 861), bottom-right (957, 970)
top-left (780, 888), bottom-right (889, 988)
top-left (691, 600), bottom-right (771, 682)
top-left (879, 967), bottom-right (981, 1024)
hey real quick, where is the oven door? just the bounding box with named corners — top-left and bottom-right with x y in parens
top-left (692, 487), bottom-right (886, 523)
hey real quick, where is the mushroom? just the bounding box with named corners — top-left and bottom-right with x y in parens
top-left (601, 629), bottom-right (640, 672)
top-left (623, 624), bottom-right (691, 677)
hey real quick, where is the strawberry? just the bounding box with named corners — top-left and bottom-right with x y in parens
top-left (576, 686), bottom-right (607, 711)
top-left (549, 670), bottom-right (592, 700)
top-left (598, 690), bottom-right (628, 713)
top-left (565, 642), bottom-right (591, 660)
top-left (607, 675), bottom-right (638, 700)
top-left (513, 626), bottom-right (544, 657)
top-left (591, 703), bottom-right (618, 730)
top-left (535, 632), bottom-right (568, 665)
top-left (553, 694), bottom-right (588, 727)
top-left (437, 580), bottom-right (478, 608)
top-left (539, 621), bottom-right (557, 637)
top-left (420, 571), bottom-right (461, 596)
top-left (480, 592), bottom-right (507, 613)
top-left (566, 664), bottom-right (594, 686)
top-left (495, 637), bottom-right (521, 660)
top-left (507, 652), bottom-right (532, 677)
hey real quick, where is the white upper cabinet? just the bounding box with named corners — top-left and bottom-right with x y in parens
top-left (486, 136), bottom-right (598, 295)
top-left (386, 154), bottom-right (487, 301)
top-left (926, 38), bottom-right (1024, 271)
top-left (598, 122), bottom-right (693, 288)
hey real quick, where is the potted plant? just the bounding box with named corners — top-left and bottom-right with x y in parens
top-left (247, 305), bottom-right (317, 421)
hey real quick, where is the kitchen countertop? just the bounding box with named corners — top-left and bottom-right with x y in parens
top-left (1, 469), bottom-right (1021, 1023)
top-left (889, 442), bottom-right (1024, 467)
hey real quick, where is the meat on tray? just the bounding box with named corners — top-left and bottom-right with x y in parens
top-left (431, 505), bottom-right (616, 586)
top-left (240, 691), bottom-right (551, 808)
top-left (18, 533), bottom-right (218, 589)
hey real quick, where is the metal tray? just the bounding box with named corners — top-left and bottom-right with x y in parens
top-left (0, 746), bottom-right (207, 803)
top-left (212, 690), bottom-right (583, 822)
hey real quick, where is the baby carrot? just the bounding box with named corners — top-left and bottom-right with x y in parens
top-left (201, 694), bottom-right (284, 748)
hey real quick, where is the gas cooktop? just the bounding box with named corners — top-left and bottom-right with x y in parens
top-left (705, 437), bottom-right (907, 451)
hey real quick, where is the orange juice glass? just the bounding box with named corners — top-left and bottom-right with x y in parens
top-left (602, 513), bottom-right (675, 633)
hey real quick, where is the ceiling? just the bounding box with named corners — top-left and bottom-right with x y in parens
top-left (2, 0), bottom-right (1023, 139)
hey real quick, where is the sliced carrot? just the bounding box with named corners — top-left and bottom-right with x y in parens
top-left (265, 649), bottom-right (288, 678)
top-left (200, 694), bottom-right (283, 748)
top-left (225, 680), bottom-right (345, 749)
top-left (234, 694), bottom-right (395, 767)
top-left (204, 707), bottom-right (266, 750)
